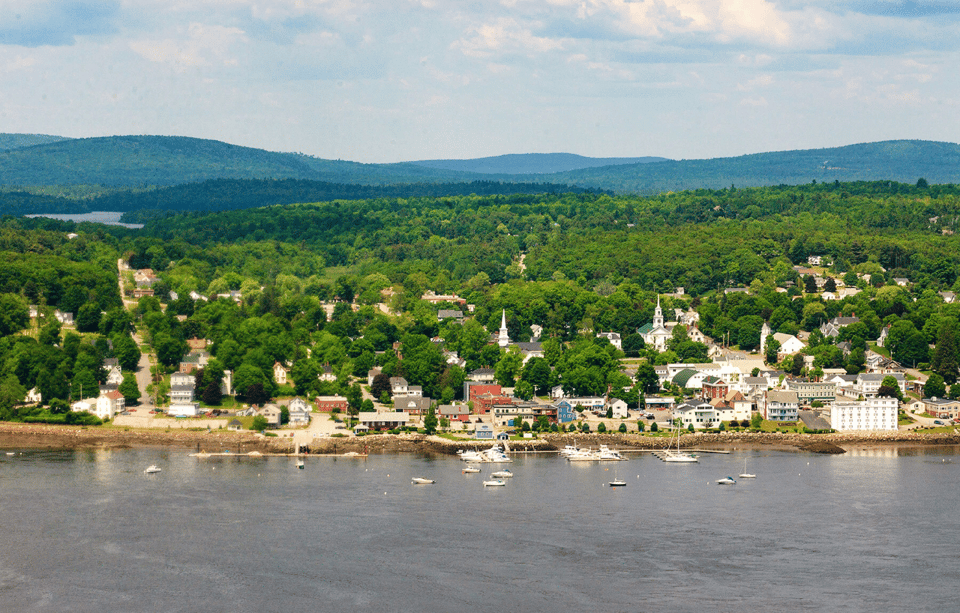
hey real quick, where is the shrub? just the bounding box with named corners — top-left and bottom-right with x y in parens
top-left (650, 422), bottom-right (658, 432)
top-left (687, 423), bottom-right (694, 432)
top-left (637, 421), bottom-right (645, 432)
top-left (597, 422), bottom-right (607, 433)
top-left (618, 423), bottom-right (627, 433)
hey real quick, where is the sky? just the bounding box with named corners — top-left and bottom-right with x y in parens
top-left (0, 0), bottom-right (958, 163)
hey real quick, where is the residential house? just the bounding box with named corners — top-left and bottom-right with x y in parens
top-left (894, 277), bottom-right (910, 287)
top-left (394, 396), bottom-right (433, 416)
top-left (179, 352), bottom-right (209, 374)
top-left (743, 376), bottom-right (770, 398)
top-left (54, 310), bottom-right (74, 325)
top-left (318, 364), bottom-right (337, 382)
top-left (439, 404), bottom-right (471, 423)
top-left (421, 291), bottom-right (466, 305)
top-left (700, 376), bottom-right (729, 400)
top-left (762, 390), bottom-right (799, 421)
top-left (389, 377), bottom-right (409, 396)
top-left (711, 390), bottom-right (752, 422)
top-left (830, 397), bottom-right (898, 431)
top-left (287, 401), bottom-right (311, 426)
top-left (367, 368), bottom-right (382, 387)
top-left (596, 332), bottom-right (622, 351)
top-left (516, 342), bottom-right (544, 363)
top-left (674, 400), bottom-right (719, 429)
top-left (606, 398), bottom-right (628, 419)
top-left (437, 309), bottom-right (464, 323)
top-left (555, 400), bottom-right (577, 423)
top-left (474, 393), bottom-right (516, 415)
top-left (564, 397), bottom-right (606, 412)
top-left (25, 387), bottom-right (42, 404)
top-left (468, 368), bottom-right (496, 383)
top-left (259, 404), bottom-right (283, 428)
top-left (773, 333), bottom-right (805, 357)
top-left (820, 316), bottom-right (860, 339)
top-left (475, 424), bottom-right (495, 439)
top-left (228, 418), bottom-right (243, 431)
top-left (273, 362), bottom-right (288, 385)
top-left (877, 325), bottom-right (890, 348)
top-left (463, 382), bottom-right (502, 402)
top-left (939, 291), bottom-right (956, 304)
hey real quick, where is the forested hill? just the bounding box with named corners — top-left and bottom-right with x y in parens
top-left (0, 178), bottom-right (604, 218)
top-left (0, 135), bottom-right (487, 187)
top-left (536, 140), bottom-right (960, 193)
top-left (0, 133), bottom-right (70, 151)
top-left (1, 135), bottom-right (958, 196)
top-left (409, 153), bottom-right (668, 174)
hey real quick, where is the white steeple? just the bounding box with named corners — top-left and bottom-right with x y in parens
top-left (652, 295), bottom-right (664, 329)
top-left (498, 309), bottom-right (510, 348)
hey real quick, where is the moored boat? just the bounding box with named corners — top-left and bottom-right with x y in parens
top-left (483, 479), bottom-right (506, 487)
top-left (716, 476), bottom-right (736, 485)
top-left (144, 465), bottom-right (161, 474)
top-left (491, 469), bottom-right (513, 478)
top-left (411, 477), bottom-right (435, 484)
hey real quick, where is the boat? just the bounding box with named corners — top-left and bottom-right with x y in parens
top-left (598, 445), bottom-right (627, 461)
top-left (566, 448), bottom-right (600, 461)
top-left (716, 476), bottom-right (737, 485)
top-left (739, 457), bottom-right (756, 479)
top-left (143, 465), bottom-right (161, 474)
top-left (663, 421), bottom-right (698, 463)
top-left (457, 449), bottom-right (486, 463)
top-left (462, 466), bottom-right (481, 474)
top-left (609, 479), bottom-right (627, 487)
top-left (296, 459), bottom-right (305, 469)
top-left (5, 452), bottom-right (14, 456)
top-left (411, 477), bottom-right (435, 484)
top-left (481, 444), bottom-right (513, 463)
top-left (483, 479), bottom-right (506, 487)
top-left (491, 469), bottom-right (513, 478)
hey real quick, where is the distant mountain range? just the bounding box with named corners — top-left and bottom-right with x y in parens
top-left (1, 134), bottom-right (958, 197)
top-left (409, 153), bottom-right (668, 174)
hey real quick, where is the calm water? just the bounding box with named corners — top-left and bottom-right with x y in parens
top-left (1, 446), bottom-right (958, 612)
top-left (25, 211), bottom-right (143, 229)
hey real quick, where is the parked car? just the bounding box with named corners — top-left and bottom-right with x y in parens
top-left (933, 419), bottom-right (944, 425)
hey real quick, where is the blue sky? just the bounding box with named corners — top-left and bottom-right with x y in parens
top-left (0, 0), bottom-right (957, 162)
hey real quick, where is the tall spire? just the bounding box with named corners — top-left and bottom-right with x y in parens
top-left (653, 294), bottom-right (664, 329)
top-left (498, 309), bottom-right (510, 348)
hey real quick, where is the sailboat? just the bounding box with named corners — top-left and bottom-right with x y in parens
top-left (739, 457), bottom-right (756, 479)
top-left (663, 420), bottom-right (698, 463)
top-left (609, 464), bottom-right (626, 487)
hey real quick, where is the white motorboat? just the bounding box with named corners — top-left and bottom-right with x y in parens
top-left (491, 469), bottom-right (513, 478)
top-left (483, 479), bottom-right (506, 487)
top-left (716, 476), bottom-right (736, 485)
top-left (609, 479), bottom-right (627, 487)
top-left (296, 459), bottom-right (305, 469)
top-left (482, 444), bottom-right (512, 463)
top-left (462, 466), bottom-right (481, 474)
top-left (411, 477), bottom-right (435, 484)
top-left (144, 465), bottom-right (162, 474)
top-left (5, 452), bottom-right (14, 456)
top-left (598, 445), bottom-right (627, 461)
top-left (458, 449), bottom-right (486, 463)
top-left (566, 448), bottom-right (600, 461)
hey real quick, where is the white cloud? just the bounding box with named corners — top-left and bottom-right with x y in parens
top-left (129, 23), bottom-right (247, 69)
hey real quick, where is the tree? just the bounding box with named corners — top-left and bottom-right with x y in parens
top-left (791, 353), bottom-right (804, 376)
top-left (361, 399), bottom-right (375, 412)
top-left (202, 381), bottom-right (222, 406)
top-left (38, 320), bottom-right (62, 346)
top-left (750, 412), bottom-right (763, 429)
top-left (650, 421), bottom-right (658, 432)
top-left (423, 404), bottom-right (438, 434)
top-left (634, 363), bottom-right (660, 394)
top-left (925, 373), bottom-right (946, 399)
top-left (113, 334), bottom-right (141, 372)
top-left (119, 372), bottom-right (141, 404)
top-left (0, 294), bottom-right (29, 337)
top-left (931, 322), bottom-right (959, 384)
top-left (824, 277), bottom-right (837, 293)
top-left (245, 383), bottom-right (268, 406)
top-left (251, 415), bottom-right (268, 431)
top-left (514, 380), bottom-right (534, 400)
top-left (598, 422), bottom-right (607, 433)
top-left (687, 423), bottom-right (694, 432)
top-left (877, 375), bottom-right (902, 400)
top-left (764, 336), bottom-right (781, 365)
top-left (76, 303), bottom-right (102, 333)
top-left (804, 275), bottom-right (818, 293)
top-left (637, 421), bottom-right (645, 432)
top-left (618, 422), bottom-right (627, 433)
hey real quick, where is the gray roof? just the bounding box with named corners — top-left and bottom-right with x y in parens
top-left (744, 377), bottom-right (768, 384)
top-left (766, 390), bottom-right (799, 404)
top-left (517, 342), bottom-right (543, 352)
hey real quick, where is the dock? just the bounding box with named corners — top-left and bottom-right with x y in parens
top-left (190, 451), bottom-right (368, 459)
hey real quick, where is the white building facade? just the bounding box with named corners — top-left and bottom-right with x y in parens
top-left (830, 397), bottom-right (898, 431)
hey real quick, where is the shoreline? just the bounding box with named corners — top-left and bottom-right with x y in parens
top-left (3, 422), bottom-right (960, 455)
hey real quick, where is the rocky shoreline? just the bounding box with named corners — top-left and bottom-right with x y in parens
top-left (3, 423), bottom-right (960, 455)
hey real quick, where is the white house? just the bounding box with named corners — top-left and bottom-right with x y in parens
top-left (773, 333), bottom-right (805, 357)
top-left (596, 332), bottom-right (622, 351)
top-left (829, 397), bottom-right (898, 431)
top-left (762, 390), bottom-right (799, 421)
top-left (25, 387), bottom-right (42, 404)
top-left (674, 400), bottom-right (719, 429)
top-left (607, 398), bottom-right (628, 419)
top-left (389, 377), bottom-right (409, 395)
top-left (169, 402), bottom-right (201, 417)
top-left (273, 362), bottom-right (288, 385)
top-left (855, 373), bottom-right (905, 398)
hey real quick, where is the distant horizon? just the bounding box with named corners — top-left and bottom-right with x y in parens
top-left (5, 132), bottom-right (959, 166)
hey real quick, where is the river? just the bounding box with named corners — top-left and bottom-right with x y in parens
top-left (24, 211), bottom-right (143, 229)
top-left (0, 446), bottom-right (957, 612)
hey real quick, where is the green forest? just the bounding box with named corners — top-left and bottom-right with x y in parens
top-left (3, 178), bottom-right (960, 423)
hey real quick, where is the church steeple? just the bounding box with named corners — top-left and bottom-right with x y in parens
top-left (652, 295), bottom-right (664, 329)
top-left (498, 309), bottom-right (510, 348)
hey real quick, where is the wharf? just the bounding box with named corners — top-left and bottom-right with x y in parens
top-left (190, 452), bottom-right (368, 459)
